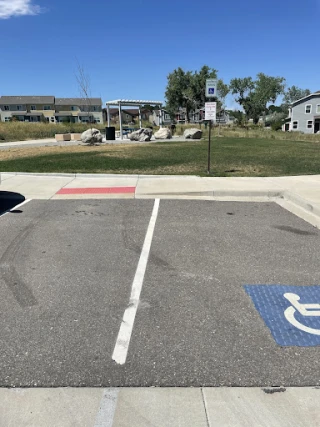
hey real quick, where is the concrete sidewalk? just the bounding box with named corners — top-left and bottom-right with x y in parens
top-left (0, 135), bottom-right (186, 150)
top-left (1, 172), bottom-right (320, 228)
top-left (1, 387), bottom-right (319, 427)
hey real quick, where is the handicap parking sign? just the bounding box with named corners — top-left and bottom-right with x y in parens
top-left (244, 285), bottom-right (320, 346)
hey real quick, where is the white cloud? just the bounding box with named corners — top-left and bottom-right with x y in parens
top-left (0, 0), bottom-right (42, 19)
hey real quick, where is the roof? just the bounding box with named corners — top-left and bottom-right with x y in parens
top-left (103, 108), bottom-right (121, 116)
top-left (291, 91), bottom-right (320, 107)
top-left (0, 96), bottom-right (54, 105)
top-left (55, 98), bottom-right (102, 106)
top-left (123, 109), bottom-right (139, 116)
top-left (103, 108), bottom-right (140, 116)
top-left (106, 99), bottom-right (162, 107)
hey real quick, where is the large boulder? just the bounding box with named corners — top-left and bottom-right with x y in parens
top-left (154, 128), bottom-right (172, 139)
top-left (183, 128), bottom-right (203, 139)
top-left (128, 128), bottom-right (153, 142)
top-left (81, 128), bottom-right (103, 145)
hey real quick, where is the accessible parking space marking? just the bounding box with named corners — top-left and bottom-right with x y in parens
top-left (245, 285), bottom-right (320, 346)
top-left (112, 199), bottom-right (160, 365)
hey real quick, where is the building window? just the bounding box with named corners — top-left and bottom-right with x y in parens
top-left (16, 105), bottom-right (23, 111)
top-left (165, 114), bottom-right (170, 120)
top-left (317, 104), bottom-right (320, 114)
top-left (43, 105), bottom-right (51, 110)
top-left (30, 105), bottom-right (36, 110)
top-left (93, 106), bottom-right (97, 111)
top-left (292, 121), bottom-right (298, 129)
top-left (4, 117), bottom-right (10, 122)
top-left (307, 120), bottom-right (313, 129)
top-left (305, 104), bottom-right (312, 114)
top-left (71, 106), bottom-right (78, 111)
top-left (4, 105), bottom-right (9, 111)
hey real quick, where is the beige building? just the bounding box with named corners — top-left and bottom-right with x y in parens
top-left (0, 96), bottom-right (103, 124)
top-left (55, 98), bottom-right (103, 124)
top-left (0, 96), bottom-right (55, 123)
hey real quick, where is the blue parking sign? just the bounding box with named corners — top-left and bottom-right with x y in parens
top-left (244, 285), bottom-right (320, 346)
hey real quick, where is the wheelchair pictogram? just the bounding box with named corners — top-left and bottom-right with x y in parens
top-left (284, 293), bottom-right (320, 336)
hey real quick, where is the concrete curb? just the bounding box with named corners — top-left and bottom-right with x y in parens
top-left (1, 172), bottom-right (319, 228)
top-left (1, 172), bottom-right (196, 179)
top-left (282, 190), bottom-right (320, 217)
top-left (1, 172), bottom-right (77, 177)
top-left (138, 190), bottom-right (283, 198)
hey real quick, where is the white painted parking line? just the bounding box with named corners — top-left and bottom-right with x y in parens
top-left (94, 389), bottom-right (119, 427)
top-left (0, 199), bottom-right (31, 218)
top-left (112, 199), bottom-right (160, 365)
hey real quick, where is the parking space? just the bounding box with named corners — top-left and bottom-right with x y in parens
top-left (0, 199), bottom-right (320, 387)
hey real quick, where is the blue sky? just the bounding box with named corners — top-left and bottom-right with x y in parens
top-left (0, 0), bottom-right (319, 108)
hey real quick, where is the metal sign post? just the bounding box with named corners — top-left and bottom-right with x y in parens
top-left (208, 120), bottom-right (212, 174)
top-left (205, 102), bottom-right (217, 174)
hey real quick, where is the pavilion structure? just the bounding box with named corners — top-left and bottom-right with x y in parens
top-left (105, 99), bottom-right (163, 140)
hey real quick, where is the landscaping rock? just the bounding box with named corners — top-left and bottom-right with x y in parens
top-left (154, 128), bottom-right (172, 139)
top-left (183, 128), bottom-right (203, 139)
top-left (81, 128), bottom-right (103, 145)
top-left (128, 128), bottom-right (153, 142)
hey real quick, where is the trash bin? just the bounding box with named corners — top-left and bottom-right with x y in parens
top-left (106, 127), bottom-right (116, 140)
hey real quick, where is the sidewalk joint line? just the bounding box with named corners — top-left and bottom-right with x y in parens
top-left (49, 176), bottom-right (76, 199)
top-left (201, 387), bottom-right (211, 427)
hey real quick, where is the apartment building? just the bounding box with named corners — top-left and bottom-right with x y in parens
top-left (0, 96), bottom-right (103, 124)
top-left (55, 98), bottom-right (103, 124)
top-left (0, 96), bottom-right (55, 122)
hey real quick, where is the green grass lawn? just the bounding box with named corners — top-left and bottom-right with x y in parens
top-left (1, 137), bottom-right (320, 177)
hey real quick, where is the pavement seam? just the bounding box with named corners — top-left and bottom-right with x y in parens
top-left (201, 388), bottom-right (211, 427)
top-left (49, 176), bottom-right (76, 200)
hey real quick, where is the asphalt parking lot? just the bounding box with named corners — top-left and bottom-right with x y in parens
top-left (0, 199), bottom-right (320, 387)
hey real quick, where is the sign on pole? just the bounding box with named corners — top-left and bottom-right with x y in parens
top-left (205, 102), bottom-right (217, 121)
top-left (206, 79), bottom-right (217, 97)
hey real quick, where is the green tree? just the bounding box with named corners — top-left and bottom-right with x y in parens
top-left (191, 65), bottom-right (218, 109)
top-left (230, 110), bottom-right (246, 127)
top-left (281, 86), bottom-right (311, 113)
top-left (230, 73), bottom-right (286, 124)
top-left (165, 67), bottom-right (194, 122)
top-left (283, 86), bottom-right (311, 105)
top-left (165, 66), bottom-right (228, 122)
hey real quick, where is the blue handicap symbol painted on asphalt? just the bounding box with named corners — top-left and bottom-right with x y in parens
top-left (244, 285), bottom-right (320, 346)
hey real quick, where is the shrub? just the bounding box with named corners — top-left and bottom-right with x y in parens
top-left (271, 121), bottom-right (283, 131)
top-left (0, 122), bottom-right (105, 142)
